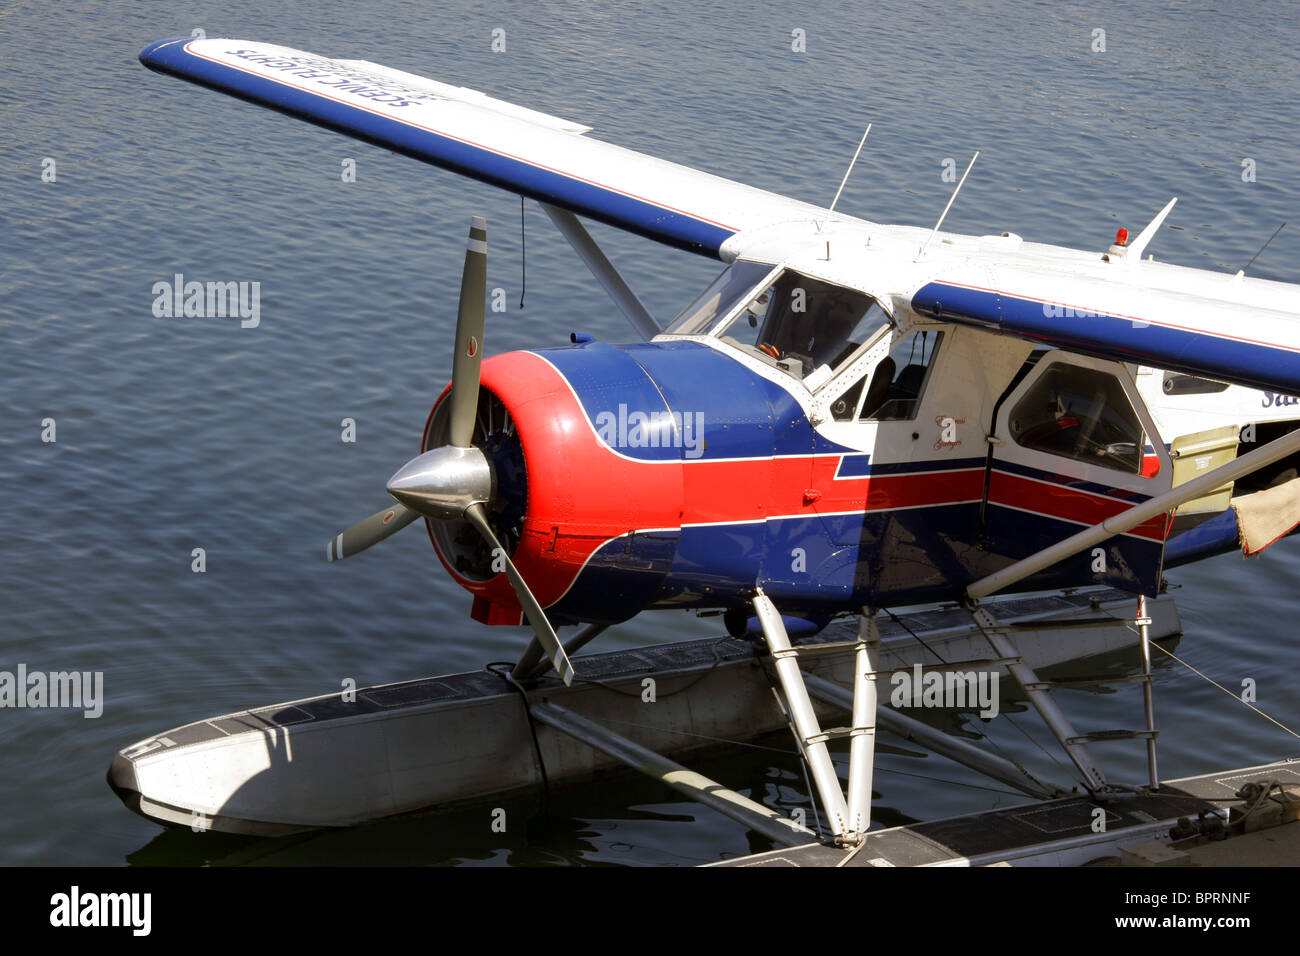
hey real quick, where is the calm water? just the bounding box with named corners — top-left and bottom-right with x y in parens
top-left (3, 0), bottom-right (1299, 865)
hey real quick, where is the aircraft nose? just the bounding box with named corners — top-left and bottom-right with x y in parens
top-left (386, 445), bottom-right (494, 520)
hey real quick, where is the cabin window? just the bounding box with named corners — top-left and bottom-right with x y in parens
top-left (828, 330), bottom-right (944, 422)
top-left (715, 269), bottom-right (889, 383)
top-left (1009, 363), bottom-right (1143, 473)
top-left (863, 330), bottom-right (943, 420)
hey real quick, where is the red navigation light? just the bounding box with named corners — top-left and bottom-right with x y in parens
top-left (1115, 227), bottom-right (1129, 247)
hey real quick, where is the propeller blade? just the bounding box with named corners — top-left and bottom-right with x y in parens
top-left (326, 503), bottom-right (421, 562)
top-left (449, 216), bottom-right (488, 449)
top-left (464, 502), bottom-right (575, 686)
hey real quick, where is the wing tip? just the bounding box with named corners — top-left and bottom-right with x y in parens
top-left (139, 36), bottom-right (193, 70)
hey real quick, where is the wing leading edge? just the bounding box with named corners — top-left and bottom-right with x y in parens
top-left (138, 37), bottom-right (832, 258)
top-left (911, 266), bottom-right (1300, 398)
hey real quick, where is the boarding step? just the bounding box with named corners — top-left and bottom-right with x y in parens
top-left (782, 640), bottom-right (860, 659)
top-left (1024, 673), bottom-right (1153, 691)
top-left (801, 724), bottom-right (877, 746)
top-left (808, 726), bottom-right (857, 743)
top-left (1066, 729), bottom-right (1159, 745)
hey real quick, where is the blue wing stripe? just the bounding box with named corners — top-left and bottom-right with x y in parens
top-left (139, 38), bottom-right (735, 257)
top-left (913, 281), bottom-right (1300, 396)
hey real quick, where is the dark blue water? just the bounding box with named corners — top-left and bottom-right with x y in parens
top-left (3, 0), bottom-right (1299, 865)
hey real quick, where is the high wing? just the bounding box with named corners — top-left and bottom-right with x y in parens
top-left (138, 37), bottom-right (835, 258)
top-left (140, 37), bottom-right (1300, 396)
top-left (905, 237), bottom-right (1300, 396)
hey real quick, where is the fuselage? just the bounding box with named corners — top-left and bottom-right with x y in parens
top-left (423, 223), bottom-right (1300, 630)
top-left (429, 330), bottom-right (1168, 628)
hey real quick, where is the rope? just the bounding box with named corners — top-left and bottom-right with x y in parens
top-left (883, 606), bottom-right (948, 665)
top-left (1149, 642), bottom-right (1300, 740)
top-left (770, 681), bottom-right (827, 838)
top-left (748, 642), bottom-right (830, 838)
top-left (485, 661), bottom-right (551, 806)
top-left (567, 636), bottom-right (733, 699)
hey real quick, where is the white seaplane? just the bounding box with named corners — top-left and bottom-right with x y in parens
top-left (110, 36), bottom-right (1300, 865)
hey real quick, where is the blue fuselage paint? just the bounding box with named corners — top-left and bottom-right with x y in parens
top-left (529, 339), bottom-right (1165, 625)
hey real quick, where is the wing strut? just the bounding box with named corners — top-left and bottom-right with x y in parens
top-left (539, 202), bottom-right (659, 339)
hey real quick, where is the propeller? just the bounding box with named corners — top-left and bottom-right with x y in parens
top-left (325, 503), bottom-right (419, 561)
top-left (327, 216), bottom-right (575, 686)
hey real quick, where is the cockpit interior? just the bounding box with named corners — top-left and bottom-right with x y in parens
top-left (666, 262), bottom-right (891, 386)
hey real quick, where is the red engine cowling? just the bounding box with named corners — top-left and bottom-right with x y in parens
top-left (421, 350), bottom-right (685, 624)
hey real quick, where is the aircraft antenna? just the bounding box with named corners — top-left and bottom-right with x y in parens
top-left (822, 124), bottom-right (872, 228)
top-left (1237, 221), bottom-right (1286, 278)
top-left (917, 151), bottom-right (979, 259)
top-left (1125, 196), bottom-right (1178, 261)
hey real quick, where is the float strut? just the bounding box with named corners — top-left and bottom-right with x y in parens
top-left (754, 590), bottom-right (879, 844)
top-left (845, 613), bottom-right (881, 836)
top-left (531, 702), bottom-right (815, 846)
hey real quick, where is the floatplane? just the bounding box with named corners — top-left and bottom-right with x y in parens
top-left (113, 37), bottom-right (1300, 864)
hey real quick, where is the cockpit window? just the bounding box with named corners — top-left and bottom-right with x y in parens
top-left (715, 270), bottom-right (889, 385)
top-left (666, 261), bottom-right (777, 334)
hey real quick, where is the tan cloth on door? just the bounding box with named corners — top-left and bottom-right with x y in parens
top-left (1234, 477), bottom-right (1300, 555)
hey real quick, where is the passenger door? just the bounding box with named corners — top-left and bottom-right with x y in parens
top-left (980, 352), bottom-right (1173, 595)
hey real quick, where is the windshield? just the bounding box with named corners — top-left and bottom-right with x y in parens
top-left (666, 261), bottom-right (776, 334)
top-left (716, 270), bottom-right (890, 385)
